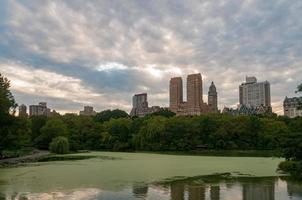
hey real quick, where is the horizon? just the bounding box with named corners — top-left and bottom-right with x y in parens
top-left (1, 1), bottom-right (302, 115)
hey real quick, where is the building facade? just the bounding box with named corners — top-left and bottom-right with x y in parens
top-left (169, 73), bottom-right (214, 116)
top-left (186, 73), bottom-right (204, 115)
top-left (239, 76), bottom-right (271, 108)
top-left (130, 93), bottom-right (161, 117)
top-left (284, 96), bottom-right (302, 118)
top-left (79, 106), bottom-right (97, 116)
top-left (29, 102), bottom-right (48, 117)
top-left (169, 77), bottom-right (183, 113)
top-left (222, 104), bottom-right (272, 116)
top-left (18, 104), bottom-right (27, 117)
top-left (208, 82), bottom-right (218, 113)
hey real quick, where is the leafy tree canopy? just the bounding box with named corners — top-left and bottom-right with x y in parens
top-left (0, 73), bottom-right (17, 115)
top-left (94, 109), bottom-right (129, 123)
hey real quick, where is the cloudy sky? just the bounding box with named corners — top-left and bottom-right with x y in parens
top-left (1, 0), bottom-right (301, 114)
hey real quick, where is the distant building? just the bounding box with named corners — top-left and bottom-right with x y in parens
top-left (169, 73), bottom-right (213, 116)
top-left (222, 104), bottom-right (272, 116)
top-left (29, 102), bottom-right (58, 117)
top-left (29, 102), bottom-right (48, 117)
top-left (208, 82), bottom-right (218, 113)
top-left (18, 104), bottom-right (27, 117)
top-left (284, 96), bottom-right (302, 118)
top-left (239, 76), bottom-right (271, 108)
top-left (130, 93), bottom-right (161, 117)
top-left (169, 77), bottom-right (183, 113)
top-left (79, 106), bottom-right (97, 116)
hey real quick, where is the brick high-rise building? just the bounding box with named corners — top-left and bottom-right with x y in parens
top-left (187, 73), bottom-right (203, 115)
top-left (169, 77), bottom-right (183, 113)
top-left (169, 73), bottom-right (212, 116)
top-left (208, 81), bottom-right (218, 113)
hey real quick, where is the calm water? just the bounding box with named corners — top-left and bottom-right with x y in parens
top-left (0, 152), bottom-right (301, 200)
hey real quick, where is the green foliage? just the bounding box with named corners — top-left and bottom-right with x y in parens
top-left (0, 73), bottom-right (17, 115)
top-left (49, 136), bottom-right (69, 154)
top-left (35, 118), bottom-right (68, 149)
top-left (278, 161), bottom-right (302, 179)
top-left (94, 109), bottom-right (129, 123)
top-left (149, 108), bottom-right (176, 118)
top-left (0, 74), bottom-right (30, 157)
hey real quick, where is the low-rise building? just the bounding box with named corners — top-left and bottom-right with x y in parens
top-left (222, 104), bottom-right (272, 116)
top-left (284, 96), bottom-right (302, 118)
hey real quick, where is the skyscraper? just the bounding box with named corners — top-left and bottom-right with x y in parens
top-left (239, 76), bottom-right (271, 107)
top-left (208, 81), bottom-right (218, 113)
top-left (169, 77), bottom-right (183, 113)
top-left (187, 73), bottom-right (203, 115)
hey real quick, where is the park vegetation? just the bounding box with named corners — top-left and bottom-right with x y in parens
top-left (1, 73), bottom-right (302, 178)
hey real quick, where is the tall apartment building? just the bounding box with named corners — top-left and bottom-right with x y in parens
top-left (79, 106), bottom-right (97, 116)
top-left (239, 76), bottom-right (271, 107)
top-left (18, 104), bottom-right (27, 117)
top-left (132, 93), bottom-right (148, 109)
top-left (186, 73), bottom-right (204, 115)
top-left (169, 77), bottom-right (183, 113)
top-left (208, 82), bottom-right (218, 113)
top-left (284, 96), bottom-right (302, 118)
top-left (29, 102), bottom-right (48, 117)
top-left (130, 93), bottom-right (161, 117)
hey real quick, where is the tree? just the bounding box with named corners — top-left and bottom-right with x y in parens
top-left (0, 73), bottom-right (17, 115)
top-left (94, 109), bottom-right (129, 123)
top-left (49, 136), bottom-right (69, 154)
top-left (35, 118), bottom-right (68, 149)
top-left (149, 108), bottom-right (176, 118)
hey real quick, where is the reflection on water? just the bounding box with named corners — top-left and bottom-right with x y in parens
top-left (1, 176), bottom-right (302, 200)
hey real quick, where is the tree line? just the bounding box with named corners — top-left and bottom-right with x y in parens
top-left (0, 72), bottom-right (302, 176)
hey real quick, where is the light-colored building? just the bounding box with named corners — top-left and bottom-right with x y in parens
top-left (169, 77), bottom-right (183, 113)
top-left (79, 106), bottom-right (97, 116)
top-left (239, 76), bottom-right (271, 108)
top-left (284, 96), bottom-right (302, 118)
top-left (130, 93), bottom-right (161, 117)
top-left (29, 102), bottom-right (48, 117)
top-left (169, 73), bottom-right (213, 116)
top-left (18, 104), bottom-right (27, 117)
top-left (208, 81), bottom-right (218, 113)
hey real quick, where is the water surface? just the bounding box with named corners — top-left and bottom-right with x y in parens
top-left (0, 151), bottom-right (300, 199)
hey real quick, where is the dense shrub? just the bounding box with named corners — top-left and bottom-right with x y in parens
top-left (278, 161), bottom-right (302, 179)
top-left (49, 136), bottom-right (69, 154)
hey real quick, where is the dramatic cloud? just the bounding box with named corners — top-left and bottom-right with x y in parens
top-left (0, 0), bottom-right (301, 114)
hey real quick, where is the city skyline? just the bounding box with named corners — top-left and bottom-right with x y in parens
top-left (1, 1), bottom-right (302, 115)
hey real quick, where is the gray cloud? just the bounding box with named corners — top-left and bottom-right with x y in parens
top-left (0, 0), bottom-right (302, 114)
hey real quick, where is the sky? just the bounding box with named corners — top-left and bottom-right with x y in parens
top-left (0, 0), bottom-right (301, 115)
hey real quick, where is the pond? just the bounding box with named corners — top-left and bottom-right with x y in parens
top-left (0, 152), bottom-right (301, 200)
